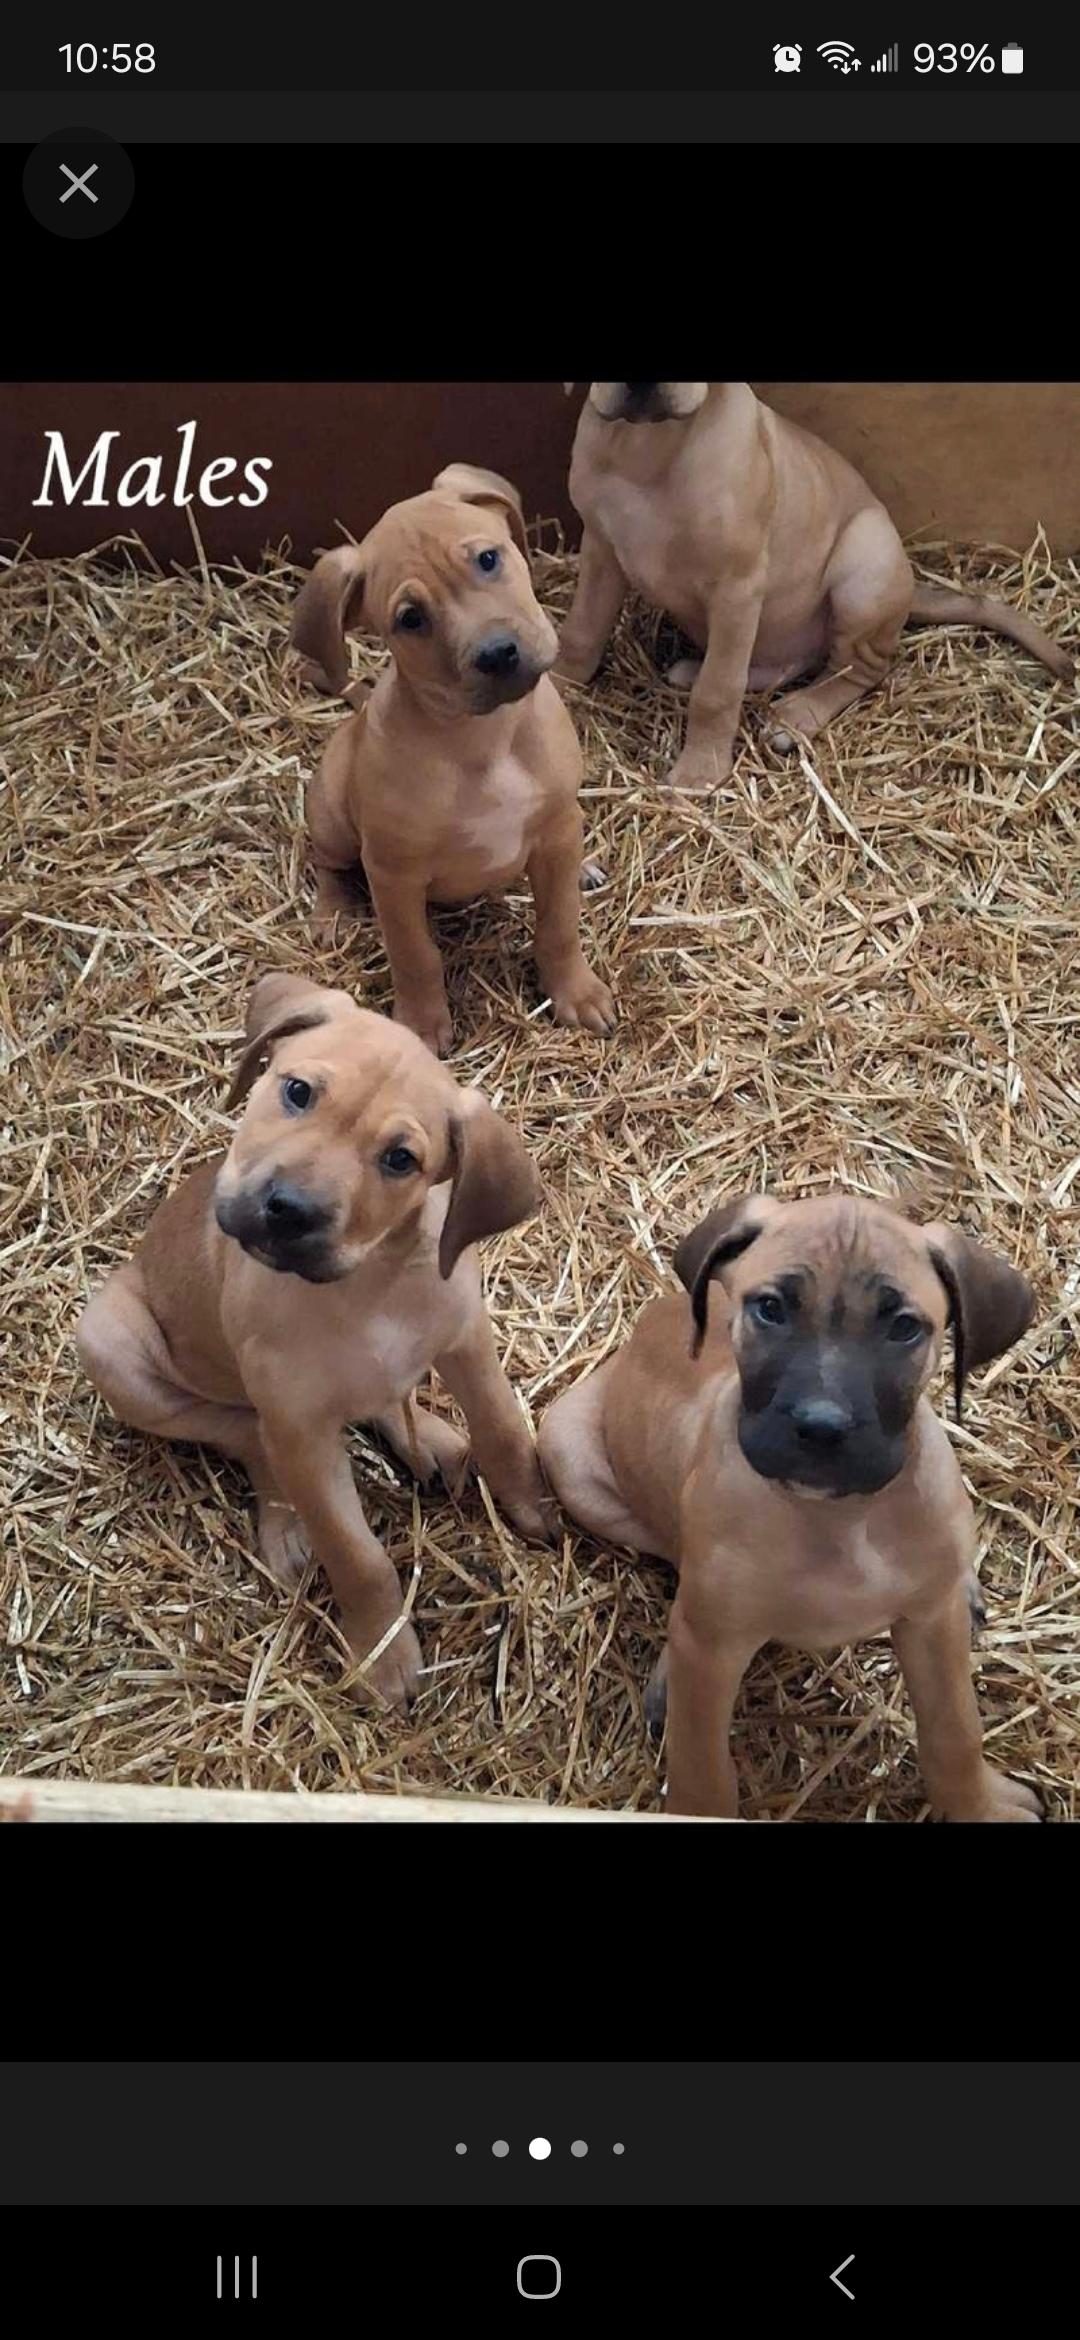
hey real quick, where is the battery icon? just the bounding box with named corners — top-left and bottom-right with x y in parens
top-left (1001, 43), bottom-right (1024, 72)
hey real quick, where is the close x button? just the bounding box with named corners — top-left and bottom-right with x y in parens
top-left (23, 127), bottom-right (135, 239)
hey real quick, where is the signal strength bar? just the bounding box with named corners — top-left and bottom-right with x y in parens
top-left (871, 44), bottom-right (899, 72)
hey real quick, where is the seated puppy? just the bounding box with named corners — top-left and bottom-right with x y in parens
top-left (559, 382), bottom-right (1073, 792)
top-left (539, 1193), bottom-right (1040, 1821)
top-left (291, 463), bottom-right (615, 1057)
top-left (76, 974), bottom-right (556, 1709)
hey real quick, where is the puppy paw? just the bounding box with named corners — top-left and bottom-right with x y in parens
top-left (665, 658), bottom-right (703, 692)
top-left (553, 650), bottom-right (600, 688)
top-left (663, 743), bottom-right (733, 794)
top-left (343, 1611), bottom-right (423, 1713)
top-left (644, 1650), bottom-right (669, 1739)
top-left (310, 907), bottom-right (357, 945)
top-left (499, 1480), bottom-right (561, 1547)
top-left (393, 998), bottom-right (455, 1060)
top-left (765, 696), bottom-right (817, 754)
top-left (938, 1766), bottom-right (1042, 1823)
top-left (412, 1416), bottom-right (471, 1490)
top-left (579, 858), bottom-right (609, 893)
top-left (550, 969), bottom-right (617, 1038)
top-left (257, 1500), bottom-right (312, 1590)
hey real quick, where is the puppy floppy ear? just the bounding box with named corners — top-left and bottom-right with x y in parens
top-left (924, 1222), bottom-right (1037, 1420)
top-left (290, 545), bottom-right (367, 696)
top-left (241, 972), bottom-right (341, 1046)
top-left (431, 462), bottom-right (530, 563)
top-left (674, 1195), bottom-right (778, 1358)
top-left (227, 975), bottom-right (353, 1111)
top-left (437, 1092), bottom-right (541, 1280)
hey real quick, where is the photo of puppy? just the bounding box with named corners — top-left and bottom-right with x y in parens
top-left (560, 382), bottom-right (1073, 791)
top-left (76, 975), bottom-right (555, 1708)
top-left (539, 1195), bottom-right (1040, 1820)
top-left (293, 463), bottom-right (615, 1056)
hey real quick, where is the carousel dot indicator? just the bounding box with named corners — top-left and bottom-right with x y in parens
top-left (613, 2142), bottom-right (625, 2155)
top-left (571, 2140), bottom-right (589, 2158)
top-left (492, 2139), bottom-right (510, 2158)
top-left (455, 2143), bottom-right (467, 2155)
top-left (529, 2137), bottom-right (552, 2160)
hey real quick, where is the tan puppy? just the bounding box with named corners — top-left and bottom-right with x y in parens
top-left (291, 463), bottom-right (615, 1057)
top-left (539, 1193), bottom-right (1041, 1821)
top-left (559, 383), bottom-right (1073, 792)
top-left (76, 974), bottom-right (556, 1709)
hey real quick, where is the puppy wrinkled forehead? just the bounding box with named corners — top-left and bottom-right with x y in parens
top-left (369, 494), bottom-right (503, 595)
top-left (276, 1011), bottom-right (443, 1105)
top-left (752, 1200), bottom-right (933, 1306)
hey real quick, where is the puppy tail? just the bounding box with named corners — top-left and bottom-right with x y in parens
top-left (909, 584), bottom-right (1074, 684)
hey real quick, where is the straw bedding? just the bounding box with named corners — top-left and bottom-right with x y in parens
top-left (2, 525), bottom-right (1078, 1819)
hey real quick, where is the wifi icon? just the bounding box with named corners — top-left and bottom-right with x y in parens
top-left (817, 41), bottom-right (861, 72)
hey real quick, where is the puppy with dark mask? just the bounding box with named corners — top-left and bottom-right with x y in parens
top-left (539, 1192), bottom-right (1040, 1820)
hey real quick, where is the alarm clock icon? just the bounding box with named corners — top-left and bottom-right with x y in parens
top-left (773, 44), bottom-right (802, 72)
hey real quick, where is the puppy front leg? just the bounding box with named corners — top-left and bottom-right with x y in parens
top-left (434, 1316), bottom-right (558, 1547)
top-left (366, 865), bottom-right (453, 1059)
top-left (307, 751), bottom-right (363, 939)
top-left (556, 525), bottom-right (628, 685)
top-left (528, 809), bottom-right (616, 1037)
top-left (893, 1590), bottom-right (1041, 1823)
top-left (666, 584), bottom-right (765, 795)
top-left (665, 1598), bottom-right (758, 1818)
top-left (258, 1413), bottom-right (421, 1709)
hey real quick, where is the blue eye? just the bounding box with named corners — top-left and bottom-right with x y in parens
top-left (888, 1312), bottom-right (925, 1345)
top-left (282, 1077), bottom-right (313, 1113)
top-left (475, 548), bottom-right (501, 575)
top-left (749, 1292), bottom-right (786, 1327)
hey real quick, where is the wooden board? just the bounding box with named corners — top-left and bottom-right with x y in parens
top-left (0, 1779), bottom-right (725, 1823)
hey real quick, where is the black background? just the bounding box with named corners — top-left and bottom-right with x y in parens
top-left (7, 140), bottom-right (1080, 380)
top-left (7, 1823), bottom-right (1070, 2066)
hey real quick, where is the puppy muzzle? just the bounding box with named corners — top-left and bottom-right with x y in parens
top-left (593, 383), bottom-right (680, 424)
top-left (215, 1177), bottom-right (343, 1283)
top-left (469, 629), bottom-right (553, 709)
top-left (737, 1399), bottom-right (906, 1500)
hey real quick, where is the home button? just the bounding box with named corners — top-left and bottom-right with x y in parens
top-left (517, 2255), bottom-right (562, 2300)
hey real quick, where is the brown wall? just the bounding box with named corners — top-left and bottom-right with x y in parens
top-left (3, 382), bottom-right (1078, 566)
top-left (755, 382), bottom-right (1080, 551)
top-left (0, 383), bottom-right (580, 568)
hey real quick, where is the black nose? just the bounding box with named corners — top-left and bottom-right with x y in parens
top-left (625, 382), bottom-right (657, 396)
top-left (260, 1181), bottom-right (324, 1241)
top-left (792, 1398), bottom-right (853, 1448)
top-left (474, 634), bottom-right (520, 678)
